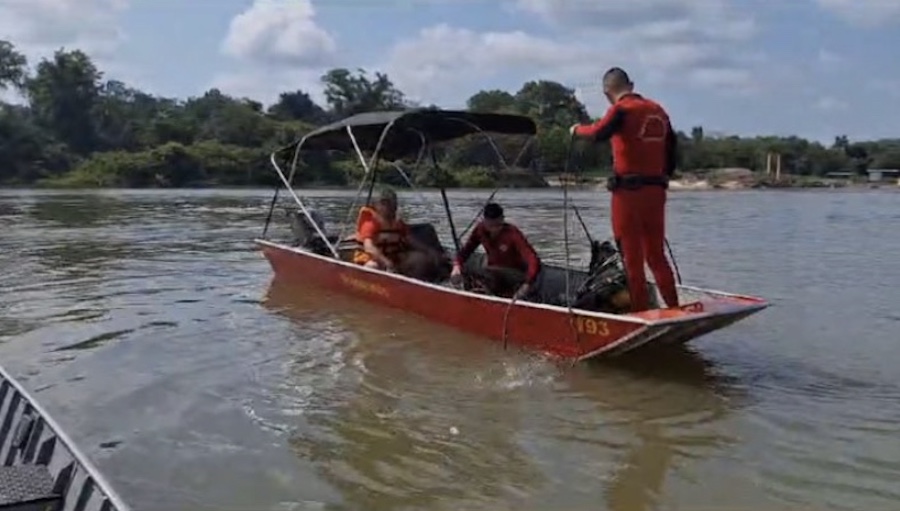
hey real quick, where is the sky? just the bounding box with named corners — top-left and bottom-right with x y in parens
top-left (1, 0), bottom-right (899, 143)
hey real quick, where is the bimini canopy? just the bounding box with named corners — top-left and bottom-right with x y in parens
top-left (293, 108), bottom-right (538, 161)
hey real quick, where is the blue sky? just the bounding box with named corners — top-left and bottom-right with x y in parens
top-left (2, 0), bottom-right (899, 142)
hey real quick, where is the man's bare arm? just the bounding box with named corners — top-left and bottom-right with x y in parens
top-left (363, 238), bottom-right (393, 267)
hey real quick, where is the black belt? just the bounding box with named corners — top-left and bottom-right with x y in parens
top-left (606, 173), bottom-right (669, 192)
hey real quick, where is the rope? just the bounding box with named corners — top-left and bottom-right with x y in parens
top-left (563, 176), bottom-right (572, 308)
top-left (664, 237), bottom-right (683, 284)
top-left (562, 134), bottom-right (577, 308)
top-left (571, 204), bottom-right (593, 245)
top-left (500, 133), bottom-right (584, 354)
top-left (459, 189), bottom-right (498, 239)
top-left (561, 133), bottom-right (582, 351)
top-left (501, 295), bottom-right (518, 350)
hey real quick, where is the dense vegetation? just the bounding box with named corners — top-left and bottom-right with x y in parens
top-left (1, 39), bottom-right (899, 189)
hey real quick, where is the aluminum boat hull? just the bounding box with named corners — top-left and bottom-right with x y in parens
top-left (257, 240), bottom-right (768, 361)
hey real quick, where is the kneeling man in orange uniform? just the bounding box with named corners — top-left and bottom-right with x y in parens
top-left (353, 187), bottom-right (445, 281)
top-left (450, 202), bottom-right (542, 299)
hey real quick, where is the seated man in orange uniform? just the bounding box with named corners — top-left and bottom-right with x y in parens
top-left (449, 202), bottom-right (542, 299)
top-left (353, 187), bottom-right (446, 281)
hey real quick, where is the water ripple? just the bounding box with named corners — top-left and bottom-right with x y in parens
top-left (0, 188), bottom-right (898, 511)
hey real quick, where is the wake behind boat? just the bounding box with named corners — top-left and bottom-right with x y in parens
top-left (0, 364), bottom-right (131, 511)
top-left (254, 108), bottom-right (768, 361)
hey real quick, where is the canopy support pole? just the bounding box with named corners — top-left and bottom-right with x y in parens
top-left (430, 148), bottom-right (462, 254)
top-left (268, 149), bottom-right (340, 258)
top-left (455, 129), bottom-right (533, 240)
top-left (335, 124), bottom-right (392, 245)
top-left (261, 186), bottom-right (279, 238)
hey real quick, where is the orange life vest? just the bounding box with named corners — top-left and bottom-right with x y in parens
top-left (352, 206), bottom-right (408, 265)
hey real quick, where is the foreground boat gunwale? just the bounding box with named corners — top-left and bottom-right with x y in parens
top-left (0, 363), bottom-right (132, 511)
top-left (256, 238), bottom-right (768, 325)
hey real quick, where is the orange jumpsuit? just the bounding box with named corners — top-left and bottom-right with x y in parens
top-left (352, 206), bottom-right (410, 266)
top-left (573, 93), bottom-right (679, 311)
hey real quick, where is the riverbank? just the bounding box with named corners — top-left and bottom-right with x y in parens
top-left (548, 168), bottom-right (900, 191)
top-left (7, 168), bottom-right (897, 192)
top-left (8, 180), bottom-right (897, 192)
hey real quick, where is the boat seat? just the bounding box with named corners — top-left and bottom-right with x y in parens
top-left (0, 465), bottom-right (61, 511)
top-left (286, 208), bottom-right (343, 257)
top-left (334, 222), bottom-right (447, 264)
top-left (337, 236), bottom-right (360, 262)
top-left (408, 223), bottom-right (447, 255)
top-left (286, 210), bottom-right (445, 259)
top-left (457, 251), bottom-right (634, 309)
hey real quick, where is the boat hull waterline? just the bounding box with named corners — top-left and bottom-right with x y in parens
top-left (257, 240), bottom-right (768, 361)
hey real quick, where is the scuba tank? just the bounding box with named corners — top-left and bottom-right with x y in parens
top-left (572, 239), bottom-right (631, 313)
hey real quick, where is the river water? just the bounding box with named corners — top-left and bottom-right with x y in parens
top-left (0, 188), bottom-right (898, 511)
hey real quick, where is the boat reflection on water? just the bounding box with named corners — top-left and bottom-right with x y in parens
top-left (262, 279), bottom-right (750, 511)
top-left (263, 280), bottom-right (548, 510)
top-left (575, 349), bottom-right (747, 511)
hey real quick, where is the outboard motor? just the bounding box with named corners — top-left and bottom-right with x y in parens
top-left (287, 208), bottom-right (332, 256)
top-left (572, 239), bottom-right (631, 312)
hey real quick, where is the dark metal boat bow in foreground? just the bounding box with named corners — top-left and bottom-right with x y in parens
top-left (0, 364), bottom-right (131, 511)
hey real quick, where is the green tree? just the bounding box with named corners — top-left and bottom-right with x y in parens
top-left (321, 68), bottom-right (407, 116)
top-left (184, 89), bottom-right (278, 147)
top-left (513, 80), bottom-right (589, 126)
top-left (691, 126), bottom-right (704, 143)
top-left (872, 147), bottom-right (900, 169)
top-left (0, 105), bottom-right (72, 183)
top-left (267, 90), bottom-right (329, 124)
top-left (466, 89), bottom-right (517, 113)
top-left (26, 49), bottom-right (102, 155)
top-left (1, 37), bottom-right (898, 190)
top-left (0, 40), bottom-right (27, 91)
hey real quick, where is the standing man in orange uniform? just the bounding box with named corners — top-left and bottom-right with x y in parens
top-left (569, 67), bottom-right (679, 312)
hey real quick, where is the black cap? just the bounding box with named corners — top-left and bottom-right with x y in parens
top-left (483, 202), bottom-right (504, 220)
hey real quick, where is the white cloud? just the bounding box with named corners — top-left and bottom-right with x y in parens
top-left (868, 79), bottom-right (900, 98)
top-left (514, 0), bottom-right (756, 39)
top-left (512, 0), bottom-right (758, 73)
top-left (516, 0), bottom-right (699, 27)
top-left (814, 96), bottom-right (848, 111)
top-left (0, 0), bottom-right (133, 103)
top-left (686, 67), bottom-right (756, 93)
top-left (816, 0), bottom-right (900, 26)
top-left (0, 0), bottom-right (127, 60)
top-left (817, 49), bottom-right (842, 65)
top-left (215, 0), bottom-right (338, 105)
top-left (221, 0), bottom-right (336, 67)
top-left (209, 69), bottom-right (326, 106)
top-left (382, 24), bottom-right (612, 103)
top-left (381, 0), bottom-right (764, 109)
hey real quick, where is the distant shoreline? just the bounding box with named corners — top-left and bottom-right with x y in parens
top-left (7, 166), bottom-right (896, 192)
top-left (547, 170), bottom-right (899, 191)
top-left (4, 182), bottom-right (897, 193)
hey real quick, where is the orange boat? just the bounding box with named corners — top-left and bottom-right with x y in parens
top-left (255, 109), bottom-right (768, 361)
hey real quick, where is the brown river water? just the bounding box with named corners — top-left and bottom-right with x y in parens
top-left (0, 188), bottom-right (899, 511)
